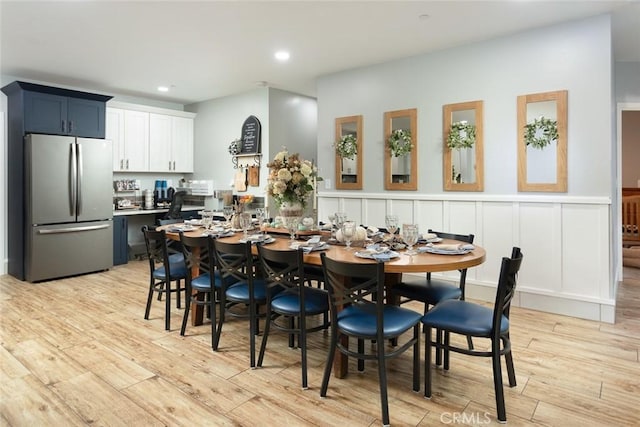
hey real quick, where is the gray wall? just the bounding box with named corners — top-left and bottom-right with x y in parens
top-left (615, 62), bottom-right (640, 102)
top-left (317, 14), bottom-right (613, 197)
top-left (186, 87), bottom-right (317, 214)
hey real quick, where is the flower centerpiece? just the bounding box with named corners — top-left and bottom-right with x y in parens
top-left (524, 116), bottom-right (558, 150)
top-left (334, 134), bottom-right (358, 160)
top-left (446, 121), bottom-right (476, 150)
top-left (266, 149), bottom-right (317, 217)
top-left (388, 129), bottom-right (413, 157)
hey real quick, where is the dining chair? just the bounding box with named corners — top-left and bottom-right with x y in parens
top-left (390, 230), bottom-right (475, 363)
top-left (211, 239), bottom-right (268, 367)
top-left (256, 244), bottom-right (330, 389)
top-left (157, 218), bottom-right (185, 263)
top-left (319, 253), bottom-right (421, 427)
top-left (422, 247), bottom-right (523, 423)
top-left (141, 225), bottom-right (188, 331)
top-left (179, 233), bottom-right (222, 348)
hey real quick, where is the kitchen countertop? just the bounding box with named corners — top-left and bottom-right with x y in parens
top-left (113, 205), bottom-right (205, 217)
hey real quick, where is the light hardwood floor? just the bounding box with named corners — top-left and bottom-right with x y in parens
top-left (1, 262), bottom-right (639, 426)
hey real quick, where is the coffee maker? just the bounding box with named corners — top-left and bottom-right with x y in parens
top-left (154, 180), bottom-right (175, 208)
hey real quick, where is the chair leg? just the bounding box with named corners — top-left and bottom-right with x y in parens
top-left (435, 328), bottom-right (443, 366)
top-left (300, 314), bottom-right (308, 390)
top-left (466, 335), bottom-right (474, 351)
top-left (212, 292), bottom-right (226, 351)
top-left (424, 325), bottom-right (432, 399)
top-left (176, 279), bottom-right (182, 309)
top-left (412, 324), bottom-right (420, 392)
top-left (257, 309), bottom-right (273, 367)
top-left (249, 301), bottom-right (256, 368)
top-left (492, 338), bottom-right (507, 423)
top-left (288, 316), bottom-right (295, 348)
top-left (320, 329), bottom-right (338, 397)
top-left (503, 335), bottom-right (517, 387)
top-left (180, 288), bottom-right (191, 336)
top-left (165, 282), bottom-right (171, 331)
top-left (376, 334), bottom-right (390, 426)
top-left (443, 331), bottom-right (450, 370)
top-left (357, 339), bottom-right (365, 372)
top-left (144, 279), bottom-right (155, 320)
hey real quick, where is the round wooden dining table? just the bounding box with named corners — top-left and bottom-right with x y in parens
top-left (158, 224), bottom-right (486, 377)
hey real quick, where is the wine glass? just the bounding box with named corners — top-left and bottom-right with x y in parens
top-left (342, 221), bottom-right (356, 250)
top-left (402, 223), bottom-right (419, 256)
top-left (255, 207), bottom-right (266, 235)
top-left (328, 213), bottom-right (337, 239)
top-left (335, 212), bottom-right (347, 234)
top-left (285, 216), bottom-right (300, 241)
top-left (222, 205), bottom-right (234, 228)
top-left (385, 215), bottom-right (399, 240)
top-left (239, 212), bottom-right (252, 238)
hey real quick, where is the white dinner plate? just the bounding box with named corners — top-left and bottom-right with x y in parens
top-left (418, 246), bottom-right (473, 255)
top-left (354, 250), bottom-right (400, 260)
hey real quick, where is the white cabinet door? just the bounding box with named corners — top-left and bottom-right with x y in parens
top-left (106, 107), bottom-right (125, 171)
top-left (171, 116), bottom-right (194, 172)
top-left (149, 113), bottom-right (172, 172)
top-left (123, 110), bottom-right (149, 171)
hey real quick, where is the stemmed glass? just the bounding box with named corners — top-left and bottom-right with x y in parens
top-left (402, 223), bottom-right (419, 256)
top-left (335, 212), bottom-right (347, 236)
top-left (222, 205), bottom-right (234, 228)
top-left (239, 212), bottom-right (252, 239)
top-left (341, 221), bottom-right (356, 250)
top-left (285, 216), bottom-right (300, 241)
top-left (328, 213), bottom-right (337, 240)
top-left (255, 207), bottom-right (266, 235)
top-left (385, 215), bottom-right (399, 240)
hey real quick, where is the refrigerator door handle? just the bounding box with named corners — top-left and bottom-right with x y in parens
top-left (77, 142), bottom-right (83, 215)
top-left (70, 142), bottom-right (77, 216)
top-left (37, 224), bottom-right (111, 234)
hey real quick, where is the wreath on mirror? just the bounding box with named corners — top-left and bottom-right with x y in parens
top-left (388, 129), bottom-right (413, 157)
top-left (524, 116), bottom-right (558, 150)
top-left (228, 138), bottom-right (243, 155)
top-left (334, 134), bottom-right (358, 160)
top-left (446, 121), bottom-right (476, 150)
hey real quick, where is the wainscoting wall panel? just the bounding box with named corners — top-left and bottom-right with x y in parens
top-left (318, 192), bottom-right (614, 322)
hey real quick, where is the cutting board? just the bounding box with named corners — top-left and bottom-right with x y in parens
top-left (234, 168), bottom-right (247, 192)
top-left (248, 166), bottom-right (260, 187)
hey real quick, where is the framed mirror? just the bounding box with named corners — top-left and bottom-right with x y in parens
top-left (384, 108), bottom-right (417, 190)
top-left (443, 100), bottom-right (484, 191)
top-left (335, 115), bottom-right (363, 190)
top-left (517, 90), bottom-right (567, 192)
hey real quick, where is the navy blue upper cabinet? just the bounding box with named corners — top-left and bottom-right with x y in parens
top-left (6, 81), bottom-right (112, 139)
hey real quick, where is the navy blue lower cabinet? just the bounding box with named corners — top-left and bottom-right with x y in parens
top-left (113, 216), bottom-right (129, 265)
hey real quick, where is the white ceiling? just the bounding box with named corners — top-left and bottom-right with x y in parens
top-left (2, 1), bottom-right (639, 105)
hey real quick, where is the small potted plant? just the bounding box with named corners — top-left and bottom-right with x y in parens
top-left (334, 134), bottom-right (358, 160)
top-left (446, 121), bottom-right (476, 150)
top-left (524, 116), bottom-right (558, 149)
top-left (387, 129), bottom-right (413, 157)
top-left (228, 138), bottom-right (242, 155)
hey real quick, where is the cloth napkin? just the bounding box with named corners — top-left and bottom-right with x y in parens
top-left (432, 243), bottom-right (475, 251)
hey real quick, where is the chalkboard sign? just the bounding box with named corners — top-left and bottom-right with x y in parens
top-left (240, 115), bottom-right (261, 154)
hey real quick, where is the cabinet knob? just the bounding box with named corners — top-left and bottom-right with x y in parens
top-left (120, 159), bottom-right (124, 169)
top-left (173, 161), bottom-right (176, 170)
top-left (169, 161), bottom-right (172, 170)
top-left (126, 159), bottom-right (129, 169)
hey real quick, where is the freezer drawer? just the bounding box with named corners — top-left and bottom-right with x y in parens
top-left (26, 221), bottom-right (113, 282)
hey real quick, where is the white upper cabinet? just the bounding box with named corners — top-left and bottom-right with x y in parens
top-left (107, 107), bottom-right (149, 172)
top-left (107, 102), bottom-right (195, 173)
top-left (149, 113), bottom-right (194, 173)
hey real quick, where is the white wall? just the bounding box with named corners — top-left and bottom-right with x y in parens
top-left (316, 15), bottom-right (616, 322)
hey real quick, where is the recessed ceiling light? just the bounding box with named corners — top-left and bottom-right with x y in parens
top-left (275, 50), bottom-right (290, 61)
top-left (157, 86), bottom-right (170, 92)
top-left (418, 14), bottom-right (430, 20)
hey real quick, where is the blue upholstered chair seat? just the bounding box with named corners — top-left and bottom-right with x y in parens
top-left (422, 299), bottom-right (509, 337)
top-left (153, 262), bottom-right (187, 280)
top-left (337, 304), bottom-right (422, 338)
top-left (225, 278), bottom-right (268, 302)
top-left (168, 253), bottom-right (184, 264)
top-left (271, 287), bottom-right (329, 316)
top-left (191, 271), bottom-right (223, 291)
top-left (393, 279), bottom-right (462, 305)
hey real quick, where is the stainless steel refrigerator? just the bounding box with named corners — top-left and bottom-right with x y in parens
top-left (25, 134), bottom-right (113, 282)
